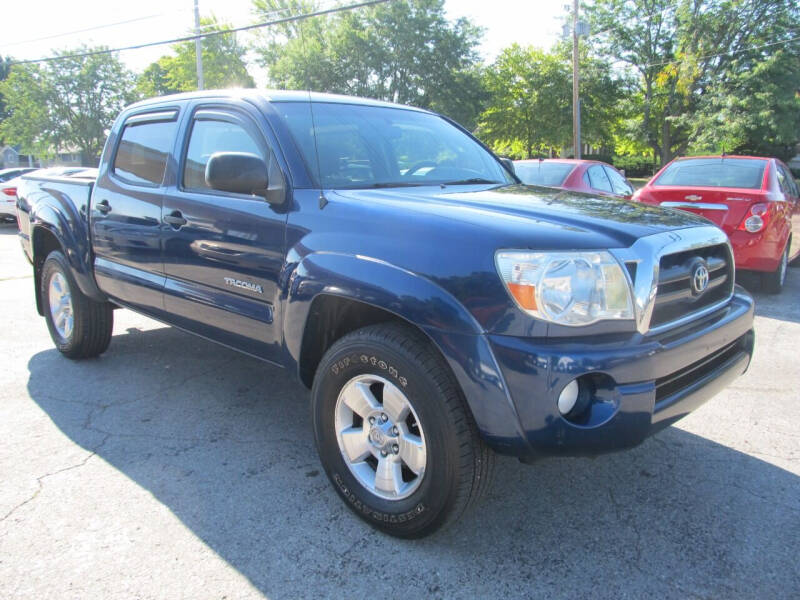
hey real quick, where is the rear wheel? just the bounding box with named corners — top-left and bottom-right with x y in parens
top-left (41, 251), bottom-right (113, 358)
top-left (311, 323), bottom-right (494, 538)
top-left (761, 244), bottom-right (789, 294)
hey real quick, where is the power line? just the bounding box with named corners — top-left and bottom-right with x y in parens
top-left (8, 0), bottom-right (393, 66)
top-left (642, 32), bottom-right (800, 69)
top-left (0, 8), bottom-right (193, 49)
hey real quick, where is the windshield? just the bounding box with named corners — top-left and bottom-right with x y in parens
top-left (514, 162), bottom-right (574, 186)
top-left (274, 101), bottom-right (514, 189)
top-left (654, 158), bottom-right (767, 189)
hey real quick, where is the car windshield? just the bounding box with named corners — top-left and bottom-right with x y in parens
top-left (514, 162), bottom-right (574, 186)
top-left (274, 101), bottom-right (514, 189)
top-left (654, 158), bottom-right (767, 189)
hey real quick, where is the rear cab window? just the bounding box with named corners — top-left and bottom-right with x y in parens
top-left (113, 112), bottom-right (178, 186)
top-left (655, 158), bottom-right (767, 189)
top-left (514, 162), bottom-right (574, 186)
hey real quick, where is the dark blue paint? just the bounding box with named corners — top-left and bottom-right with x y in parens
top-left (16, 90), bottom-right (755, 460)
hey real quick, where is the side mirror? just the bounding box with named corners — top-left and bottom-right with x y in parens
top-left (500, 157), bottom-right (516, 176)
top-left (205, 152), bottom-right (270, 198)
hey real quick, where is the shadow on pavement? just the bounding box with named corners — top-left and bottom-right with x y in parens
top-left (0, 222), bottom-right (19, 235)
top-left (26, 325), bottom-right (800, 598)
top-left (738, 267), bottom-right (800, 324)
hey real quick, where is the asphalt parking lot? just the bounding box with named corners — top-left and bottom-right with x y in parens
top-left (1, 221), bottom-right (798, 599)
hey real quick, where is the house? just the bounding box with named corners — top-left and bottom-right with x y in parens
top-left (0, 145), bottom-right (37, 169)
top-left (0, 145), bottom-right (85, 169)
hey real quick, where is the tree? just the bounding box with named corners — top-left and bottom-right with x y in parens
top-left (476, 44), bottom-right (625, 158)
top-left (689, 48), bottom-right (800, 160)
top-left (586, 0), bottom-right (800, 165)
top-left (137, 16), bottom-right (255, 97)
top-left (477, 45), bottom-right (571, 158)
top-left (0, 54), bottom-right (12, 128)
top-left (0, 48), bottom-right (137, 164)
top-left (252, 0), bottom-right (486, 128)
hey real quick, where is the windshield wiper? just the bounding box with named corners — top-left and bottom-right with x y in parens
top-left (357, 182), bottom-right (429, 188)
top-left (440, 178), bottom-right (502, 186)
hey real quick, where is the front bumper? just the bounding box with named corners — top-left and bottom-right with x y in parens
top-left (485, 287), bottom-right (754, 459)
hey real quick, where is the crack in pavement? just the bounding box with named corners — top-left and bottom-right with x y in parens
top-left (0, 433), bottom-right (110, 526)
top-left (0, 275), bottom-right (33, 282)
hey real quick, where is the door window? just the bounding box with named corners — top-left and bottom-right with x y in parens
top-left (182, 117), bottom-right (284, 202)
top-left (113, 120), bottom-right (176, 185)
top-left (603, 165), bottom-right (634, 196)
top-left (586, 164), bottom-right (612, 193)
top-left (777, 164), bottom-right (798, 198)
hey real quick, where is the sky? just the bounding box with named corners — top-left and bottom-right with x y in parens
top-left (0, 0), bottom-right (565, 84)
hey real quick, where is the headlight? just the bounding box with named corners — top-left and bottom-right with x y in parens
top-left (495, 250), bottom-right (634, 326)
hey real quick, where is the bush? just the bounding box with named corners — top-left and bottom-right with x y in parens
top-left (582, 153), bottom-right (614, 165)
top-left (612, 155), bottom-right (658, 178)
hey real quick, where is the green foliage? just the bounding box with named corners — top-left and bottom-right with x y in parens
top-left (476, 44), bottom-right (625, 158)
top-left (689, 48), bottom-right (800, 161)
top-left (137, 16), bottom-right (255, 97)
top-left (0, 48), bottom-right (137, 163)
top-left (586, 0), bottom-right (800, 165)
top-left (0, 54), bottom-right (12, 129)
top-left (252, 0), bottom-right (485, 128)
top-left (476, 45), bottom-right (570, 158)
top-left (612, 154), bottom-right (658, 178)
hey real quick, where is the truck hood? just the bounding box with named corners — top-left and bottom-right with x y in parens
top-left (335, 184), bottom-right (709, 249)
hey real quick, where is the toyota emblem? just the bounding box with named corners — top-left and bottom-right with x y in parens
top-left (692, 263), bottom-right (709, 294)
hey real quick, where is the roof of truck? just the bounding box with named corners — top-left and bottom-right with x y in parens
top-left (126, 89), bottom-right (430, 113)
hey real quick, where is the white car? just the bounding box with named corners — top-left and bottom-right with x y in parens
top-left (1, 167), bottom-right (96, 222)
top-left (0, 175), bottom-right (25, 221)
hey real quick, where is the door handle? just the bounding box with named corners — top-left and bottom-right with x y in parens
top-left (163, 211), bottom-right (188, 228)
top-left (96, 199), bottom-right (111, 214)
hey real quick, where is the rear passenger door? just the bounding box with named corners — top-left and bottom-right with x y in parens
top-left (161, 104), bottom-right (289, 363)
top-left (92, 109), bottom-right (178, 315)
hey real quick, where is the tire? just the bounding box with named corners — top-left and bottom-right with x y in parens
top-left (761, 244), bottom-right (789, 294)
top-left (41, 250), bottom-right (114, 359)
top-left (311, 323), bottom-right (494, 538)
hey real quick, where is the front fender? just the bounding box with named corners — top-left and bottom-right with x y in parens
top-left (282, 252), bottom-right (530, 453)
top-left (283, 252), bottom-right (483, 357)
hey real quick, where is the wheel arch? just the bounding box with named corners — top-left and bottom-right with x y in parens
top-left (282, 252), bottom-right (528, 451)
top-left (30, 210), bottom-right (105, 315)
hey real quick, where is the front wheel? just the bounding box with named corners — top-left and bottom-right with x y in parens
top-left (41, 250), bottom-right (114, 358)
top-left (311, 323), bottom-right (494, 538)
top-left (761, 244), bottom-right (789, 294)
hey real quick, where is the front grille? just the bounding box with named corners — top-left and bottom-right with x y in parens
top-left (654, 337), bottom-right (744, 403)
top-left (649, 243), bottom-right (732, 328)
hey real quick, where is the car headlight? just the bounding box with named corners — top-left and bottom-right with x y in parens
top-left (495, 250), bottom-right (634, 326)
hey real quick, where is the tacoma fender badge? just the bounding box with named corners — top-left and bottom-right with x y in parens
top-left (224, 277), bottom-right (264, 294)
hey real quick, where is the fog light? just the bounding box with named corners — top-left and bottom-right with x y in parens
top-left (744, 215), bottom-right (764, 233)
top-left (558, 380), bottom-right (580, 415)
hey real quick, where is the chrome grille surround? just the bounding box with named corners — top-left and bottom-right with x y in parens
top-left (610, 226), bottom-right (734, 335)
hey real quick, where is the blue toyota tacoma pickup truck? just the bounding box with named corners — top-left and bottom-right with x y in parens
top-left (16, 90), bottom-right (755, 538)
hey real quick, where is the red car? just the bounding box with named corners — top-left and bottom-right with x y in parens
top-left (513, 158), bottom-right (635, 199)
top-left (634, 155), bottom-right (799, 293)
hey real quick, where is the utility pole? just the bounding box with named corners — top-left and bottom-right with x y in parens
top-left (194, 0), bottom-right (204, 90)
top-left (572, 0), bottom-right (580, 159)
